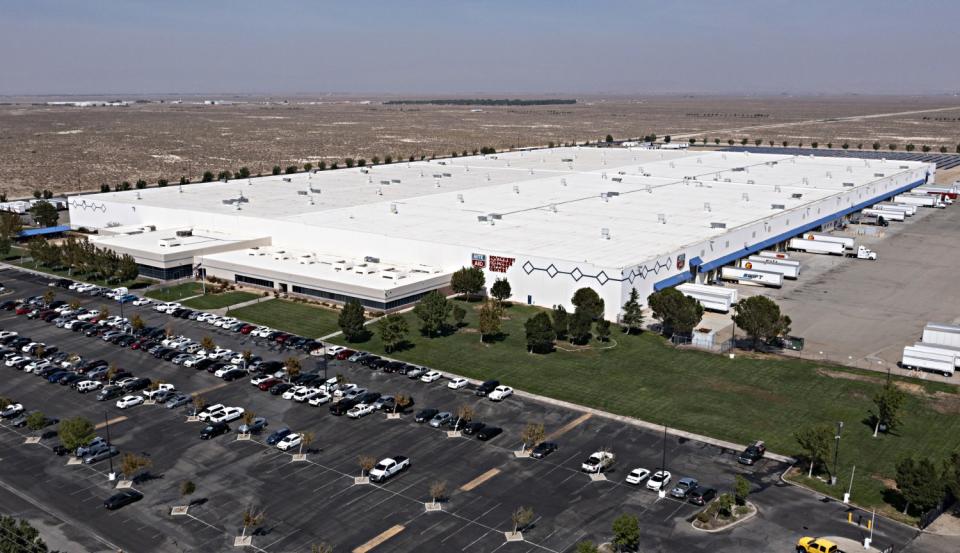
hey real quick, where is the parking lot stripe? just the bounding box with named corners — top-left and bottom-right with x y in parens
top-left (190, 381), bottom-right (229, 396)
top-left (459, 468), bottom-right (500, 492)
top-left (352, 524), bottom-right (405, 553)
top-left (95, 416), bottom-right (127, 430)
top-left (545, 413), bottom-right (591, 441)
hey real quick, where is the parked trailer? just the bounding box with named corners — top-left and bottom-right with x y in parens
top-left (901, 346), bottom-right (955, 377)
top-left (788, 238), bottom-right (845, 255)
top-left (862, 208), bottom-right (905, 222)
top-left (911, 343), bottom-right (960, 367)
top-left (893, 194), bottom-right (939, 208)
top-left (720, 266), bottom-right (783, 288)
top-left (873, 203), bottom-right (916, 216)
top-left (850, 212), bottom-right (889, 227)
top-left (676, 283), bottom-right (738, 313)
top-left (800, 233), bottom-right (855, 249)
top-left (743, 257), bottom-right (800, 279)
top-left (757, 251), bottom-right (791, 260)
top-left (916, 186), bottom-right (958, 201)
top-left (922, 323), bottom-right (960, 348)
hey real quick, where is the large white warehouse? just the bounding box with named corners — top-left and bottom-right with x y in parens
top-left (68, 147), bottom-right (934, 319)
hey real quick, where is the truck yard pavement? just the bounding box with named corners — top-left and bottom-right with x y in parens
top-left (0, 268), bottom-right (923, 552)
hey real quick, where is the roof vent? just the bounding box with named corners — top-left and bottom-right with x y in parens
top-left (611, 177), bottom-right (622, 183)
top-left (791, 193), bottom-right (803, 199)
top-left (442, 172), bottom-right (452, 177)
top-left (377, 188), bottom-right (383, 195)
top-left (380, 180), bottom-right (391, 185)
top-left (282, 177), bottom-right (292, 182)
top-left (477, 215), bottom-right (488, 223)
top-left (802, 177), bottom-right (809, 185)
top-left (874, 173), bottom-right (885, 177)
top-left (703, 202), bottom-right (711, 212)
top-left (513, 185), bottom-right (520, 194)
top-left (600, 227), bottom-right (610, 240)
top-left (391, 179), bottom-right (401, 184)
top-left (747, 180), bottom-right (755, 185)
top-left (710, 222), bottom-right (727, 229)
top-left (175, 229), bottom-right (193, 237)
top-left (771, 203), bottom-right (786, 210)
top-left (561, 178), bottom-right (567, 186)
top-left (600, 193), bottom-right (609, 202)
top-left (490, 213), bottom-right (503, 220)
top-left (842, 182), bottom-right (855, 187)
top-left (549, 204), bottom-right (558, 213)
top-left (741, 193), bottom-right (750, 202)
top-left (657, 213), bottom-right (667, 224)
top-left (457, 194), bottom-right (464, 203)
top-left (390, 203), bottom-right (398, 214)
top-left (297, 190), bottom-right (308, 196)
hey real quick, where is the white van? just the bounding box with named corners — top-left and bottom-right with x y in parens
top-left (76, 380), bottom-right (102, 393)
top-left (109, 287), bottom-right (129, 299)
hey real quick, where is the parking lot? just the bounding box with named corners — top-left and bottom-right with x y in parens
top-left (0, 268), bottom-right (920, 552)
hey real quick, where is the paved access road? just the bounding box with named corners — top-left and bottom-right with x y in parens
top-left (0, 268), bottom-right (921, 552)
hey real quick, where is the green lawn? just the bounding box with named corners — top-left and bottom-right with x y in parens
top-left (332, 300), bottom-right (960, 522)
top-left (183, 291), bottom-right (259, 310)
top-left (229, 299), bottom-right (341, 338)
top-left (145, 282), bottom-right (202, 301)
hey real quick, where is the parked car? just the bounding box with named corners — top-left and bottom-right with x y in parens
top-left (428, 412), bottom-right (452, 428)
top-left (237, 417), bottom-right (268, 434)
top-left (476, 426), bottom-right (502, 441)
top-left (670, 477), bottom-right (699, 499)
top-left (369, 456), bottom-right (410, 483)
top-left (738, 440), bottom-right (766, 465)
top-left (116, 395), bottom-right (144, 409)
top-left (462, 421), bottom-right (486, 436)
top-left (447, 377), bottom-right (469, 390)
top-left (488, 385), bottom-right (514, 401)
top-left (200, 422), bottom-right (230, 440)
top-left (581, 451), bottom-right (615, 473)
top-left (84, 446), bottom-right (119, 464)
top-left (347, 403), bottom-right (376, 419)
top-left (420, 370), bottom-right (442, 383)
top-left (475, 379), bottom-right (499, 397)
top-left (276, 433), bottom-right (302, 451)
top-left (646, 470), bottom-right (672, 491)
top-left (625, 468), bottom-right (651, 485)
top-left (103, 490), bottom-right (143, 510)
top-left (688, 486), bottom-right (717, 506)
top-left (415, 408), bottom-right (439, 423)
top-left (530, 442), bottom-right (558, 459)
top-left (164, 393), bottom-right (192, 409)
top-left (265, 428), bottom-right (291, 446)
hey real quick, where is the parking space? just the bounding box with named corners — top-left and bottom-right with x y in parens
top-left (0, 267), bottom-right (921, 552)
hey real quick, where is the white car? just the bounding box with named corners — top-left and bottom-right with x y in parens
top-left (252, 326), bottom-right (273, 338)
top-left (333, 384), bottom-right (358, 398)
top-left (420, 370), bottom-right (442, 383)
top-left (76, 380), bottom-right (102, 393)
top-left (282, 386), bottom-right (306, 400)
top-left (324, 345), bottom-right (345, 357)
top-left (116, 395), bottom-right (144, 409)
top-left (213, 366), bottom-right (236, 378)
top-left (276, 433), bottom-right (302, 451)
top-left (488, 385), bottom-right (514, 401)
top-left (77, 310), bottom-right (100, 321)
top-left (250, 375), bottom-right (274, 387)
top-left (21, 342), bottom-right (43, 353)
top-left (625, 468), bottom-right (651, 485)
top-left (217, 317), bottom-right (238, 328)
top-left (195, 312), bottom-right (215, 323)
top-left (132, 297), bottom-right (152, 306)
top-left (209, 406), bottom-right (244, 423)
top-left (347, 403), bottom-right (375, 419)
top-left (197, 404), bottom-right (226, 421)
top-left (645, 470), bottom-right (672, 491)
top-left (143, 383), bottom-right (175, 399)
top-left (155, 302), bottom-right (181, 313)
top-left (307, 392), bottom-right (332, 406)
top-left (447, 377), bottom-right (469, 390)
top-left (0, 331), bottom-right (17, 340)
top-left (24, 360), bottom-right (50, 373)
top-left (4, 356), bottom-right (26, 368)
top-left (293, 387), bottom-right (322, 402)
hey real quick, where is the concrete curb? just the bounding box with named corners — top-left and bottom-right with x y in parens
top-left (690, 502), bottom-right (758, 533)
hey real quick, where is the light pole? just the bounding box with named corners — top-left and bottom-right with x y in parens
top-left (831, 421), bottom-right (843, 486)
top-left (104, 411), bottom-right (116, 481)
top-left (658, 425), bottom-right (668, 499)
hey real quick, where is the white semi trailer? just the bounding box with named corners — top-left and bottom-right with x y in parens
top-left (757, 251), bottom-right (791, 260)
top-left (911, 343), bottom-right (960, 367)
top-left (922, 323), bottom-right (960, 348)
top-left (801, 233), bottom-right (855, 249)
top-left (862, 208), bottom-right (905, 221)
top-left (873, 203), bottom-right (916, 217)
top-left (742, 256), bottom-right (800, 279)
top-left (893, 194), bottom-right (940, 208)
top-left (901, 346), bottom-right (955, 377)
top-left (788, 238), bottom-right (877, 260)
top-left (676, 283), bottom-right (738, 313)
top-left (720, 266), bottom-right (783, 288)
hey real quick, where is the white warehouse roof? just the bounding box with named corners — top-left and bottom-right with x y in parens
top-left (76, 147), bottom-right (931, 269)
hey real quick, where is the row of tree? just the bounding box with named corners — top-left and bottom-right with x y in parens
top-left (25, 237), bottom-right (139, 283)
top-left (680, 136), bottom-right (960, 153)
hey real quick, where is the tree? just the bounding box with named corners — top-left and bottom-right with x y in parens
top-left (29, 201), bottom-right (58, 227)
top-left (906, 143), bottom-right (916, 152)
top-left (413, 291), bottom-right (451, 336)
top-left (889, 144), bottom-right (897, 151)
top-left (647, 288), bottom-right (703, 336)
top-left (237, 167), bottom-right (250, 179)
top-left (944, 450), bottom-right (960, 500)
top-left (571, 288), bottom-right (604, 320)
top-left (180, 480), bottom-right (196, 498)
top-left (192, 393), bottom-right (207, 416)
top-left (393, 393), bottom-right (412, 414)
top-left (300, 431), bottom-right (315, 455)
top-left (811, 141), bottom-right (819, 148)
top-left (478, 300), bottom-right (501, 342)
top-left (520, 422), bottom-right (545, 452)
top-left (452, 305), bottom-right (467, 327)
top-left (119, 452), bottom-right (152, 480)
top-left (511, 506), bottom-right (534, 534)
top-left (716, 492), bottom-right (734, 518)
top-left (303, 163), bottom-right (313, 172)
top-left (605, 134), bottom-right (614, 143)
top-left (595, 319), bottom-right (611, 342)
top-left (873, 142), bottom-right (881, 150)
top-left (200, 336), bottom-right (216, 352)
top-left (240, 505), bottom-right (265, 538)
top-left (575, 541), bottom-right (599, 553)
top-left (871, 376), bottom-right (906, 437)
top-left (0, 515), bottom-right (51, 553)
top-left (734, 474), bottom-right (750, 506)
top-left (731, 296), bottom-right (791, 349)
top-left (284, 357), bottom-right (301, 381)
top-left (338, 300), bottom-right (366, 342)
top-left (135, 178), bottom-right (147, 189)
top-left (524, 312), bottom-right (555, 353)
top-left (0, 212), bottom-right (23, 256)
top-left (310, 543), bottom-right (334, 553)
top-left (450, 266), bottom-right (486, 299)
top-left (551, 305), bottom-right (569, 340)
top-left (794, 424), bottom-right (833, 478)
top-left (620, 288), bottom-right (644, 334)
top-left (26, 412), bottom-right (46, 432)
top-left (922, 145), bottom-right (931, 153)
top-left (377, 313), bottom-right (409, 353)
top-left (568, 310), bottom-right (592, 344)
top-left (202, 170), bottom-right (215, 182)
top-left (130, 314), bottom-right (144, 331)
top-left (896, 457), bottom-right (944, 514)
top-left (429, 480), bottom-right (447, 506)
top-left (285, 165), bottom-right (298, 174)
top-left (115, 254), bottom-right (138, 282)
top-left (611, 513), bottom-right (640, 551)
top-left (490, 277), bottom-right (511, 304)
top-left (455, 404), bottom-right (474, 428)
top-left (358, 455), bottom-right (375, 477)
top-left (42, 290), bottom-right (55, 306)
top-left (272, 166), bottom-right (281, 176)
top-left (58, 417), bottom-right (96, 450)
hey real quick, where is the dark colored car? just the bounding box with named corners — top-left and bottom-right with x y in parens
top-left (476, 426), bottom-right (503, 441)
top-left (257, 378), bottom-right (281, 391)
top-left (356, 391), bottom-right (381, 405)
top-left (104, 490), bottom-right (143, 510)
top-left (415, 408), bottom-right (439, 423)
top-left (52, 444), bottom-right (70, 456)
top-left (58, 373), bottom-right (84, 386)
top-left (359, 355), bottom-right (381, 368)
top-left (161, 349), bottom-right (180, 361)
top-left (475, 379), bottom-right (500, 397)
top-left (292, 373), bottom-right (320, 386)
top-left (334, 349), bottom-right (356, 361)
top-left (531, 442), bottom-right (559, 459)
top-left (269, 382), bottom-right (294, 396)
top-left (329, 398), bottom-right (361, 416)
top-left (448, 417), bottom-right (471, 431)
top-left (220, 368), bottom-right (246, 381)
top-left (737, 441), bottom-right (766, 465)
top-left (688, 486), bottom-right (717, 506)
top-left (265, 427), bottom-right (291, 446)
top-left (194, 358), bottom-right (215, 371)
top-left (122, 377), bottom-right (151, 392)
top-left (200, 422), bottom-right (230, 440)
top-left (152, 347), bottom-right (172, 359)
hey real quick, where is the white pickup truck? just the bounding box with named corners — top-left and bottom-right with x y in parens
top-left (581, 451), bottom-right (615, 473)
top-left (369, 456), bottom-right (410, 482)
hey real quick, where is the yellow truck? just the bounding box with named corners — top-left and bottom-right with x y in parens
top-left (796, 537), bottom-right (838, 553)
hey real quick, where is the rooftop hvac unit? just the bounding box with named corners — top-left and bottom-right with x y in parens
top-left (657, 213), bottom-right (667, 224)
top-left (135, 192), bottom-right (141, 200)
top-left (391, 179), bottom-right (401, 184)
top-left (377, 188), bottom-right (383, 195)
top-left (747, 180), bottom-right (755, 185)
top-left (703, 202), bottom-right (711, 212)
top-left (802, 177), bottom-right (809, 185)
top-left (600, 227), bottom-right (610, 240)
top-left (774, 185), bottom-right (782, 193)
top-left (842, 182), bottom-right (855, 187)
top-left (826, 171), bottom-right (833, 179)
top-left (561, 158), bottom-right (573, 162)
top-left (442, 172), bottom-right (452, 177)
top-left (741, 193), bottom-right (750, 202)
top-left (360, 167), bottom-right (369, 173)
top-left (723, 178), bottom-right (732, 182)
top-left (367, 176), bottom-right (373, 183)
top-left (513, 185), bottom-right (520, 194)
top-left (899, 165), bottom-right (909, 169)
top-left (771, 203), bottom-right (786, 209)
top-left (732, 167), bottom-right (745, 172)
top-left (436, 161), bottom-right (447, 165)
top-left (791, 193), bottom-right (803, 199)
top-left (158, 239), bottom-right (181, 247)
top-left (175, 229), bottom-right (193, 237)
top-left (874, 173), bottom-right (885, 177)
top-left (490, 213), bottom-right (503, 220)
top-left (600, 193), bottom-right (609, 202)
top-left (477, 215), bottom-right (488, 223)
top-left (282, 177), bottom-right (292, 182)
top-left (432, 173), bottom-right (443, 178)
top-left (611, 177), bottom-right (622, 183)
top-left (380, 180), bottom-right (391, 185)
top-left (561, 178), bottom-right (567, 186)
top-left (697, 158), bottom-right (702, 164)
top-left (457, 194), bottom-right (464, 203)
top-left (606, 191), bottom-right (620, 197)
top-left (710, 222), bottom-right (727, 229)
top-left (390, 203), bottom-right (398, 214)
top-left (309, 186), bottom-right (321, 194)
top-left (847, 166), bottom-right (853, 173)
top-left (364, 256), bottom-right (380, 263)
top-left (669, 162), bottom-right (675, 168)
top-left (297, 190), bottom-right (308, 196)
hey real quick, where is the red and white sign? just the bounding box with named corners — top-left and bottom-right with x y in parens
top-left (489, 256), bottom-right (515, 273)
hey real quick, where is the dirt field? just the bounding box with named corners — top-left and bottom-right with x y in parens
top-left (1, 94), bottom-right (959, 198)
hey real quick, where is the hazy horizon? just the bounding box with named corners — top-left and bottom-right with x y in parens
top-left (3, 0), bottom-right (960, 96)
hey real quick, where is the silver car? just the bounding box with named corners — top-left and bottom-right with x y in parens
top-left (429, 412), bottom-right (452, 428)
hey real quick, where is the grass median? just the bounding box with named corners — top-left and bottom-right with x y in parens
top-left (145, 282), bottom-right (202, 301)
top-left (332, 300), bottom-right (960, 522)
top-left (229, 298), bottom-right (340, 338)
top-left (183, 291), bottom-right (259, 310)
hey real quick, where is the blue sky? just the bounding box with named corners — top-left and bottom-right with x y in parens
top-left (2, 0), bottom-right (959, 95)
